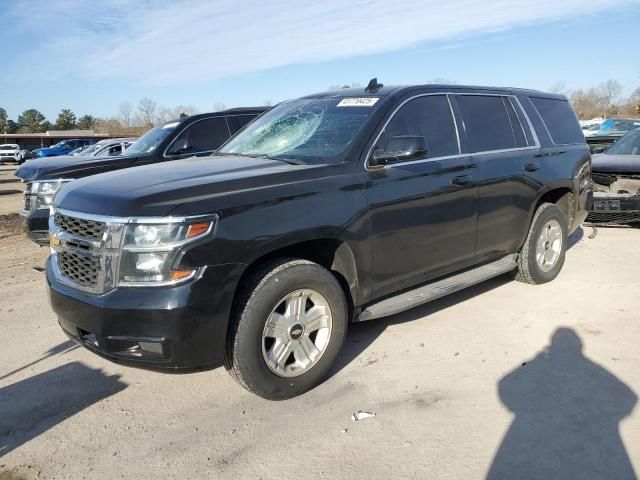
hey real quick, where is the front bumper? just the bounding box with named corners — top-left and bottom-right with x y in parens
top-left (19, 207), bottom-right (50, 245)
top-left (587, 193), bottom-right (640, 224)
top-left (47, 257), bottom-right (244, 370)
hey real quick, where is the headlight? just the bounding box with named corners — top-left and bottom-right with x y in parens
top-left (27, 179), bottom-right (72, 210)
top-left (118, 218), bottom-right (214, 286)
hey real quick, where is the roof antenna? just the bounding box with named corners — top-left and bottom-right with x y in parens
top-left (365, 77), bottom-right (383, 93)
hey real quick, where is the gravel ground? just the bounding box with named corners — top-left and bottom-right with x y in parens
top-left (1, 224), bottom-right (639, 480)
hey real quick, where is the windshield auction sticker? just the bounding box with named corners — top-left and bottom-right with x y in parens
top-left (337, 98), bottom-right (379, 107)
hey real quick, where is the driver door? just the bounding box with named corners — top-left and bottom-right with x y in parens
top-left (365, 94), bottom-right (478, 299)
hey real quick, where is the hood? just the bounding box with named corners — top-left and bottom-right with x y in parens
top-left (15, 154), bottom-right (137, 181)
top-left (591, 154), bottom-right (640, 174)
top-left (55, 155), bottom-right (323, 217)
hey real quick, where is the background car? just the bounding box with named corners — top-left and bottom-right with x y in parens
top-left (588, 128), bottom-right (640, 225)
top-left (32, 138), bottom-right (95, 158)
top-left (595, 118), bottom-right (640, 137)
top-left (0, 144), bottom-right (23, 163)
top-left (16, 107), bottom-right (267, 244)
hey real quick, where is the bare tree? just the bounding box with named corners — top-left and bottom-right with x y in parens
top-left (212, 102), bottom-right (227, 112)
top-left (137, 97), bottom-right (157, 126)
top-left (548, 82), bottom-right (567, 95)
top-left (118, 101), bottom-right (133, 127)
top-left (155, 104), bottom-right (200, 124)
top-left (596, 80), bottom-right (623, 118)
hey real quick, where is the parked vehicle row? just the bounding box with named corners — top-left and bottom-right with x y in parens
top-left (16, 107), bottom-right (268, 244)
top-left (40, 81), bottom-right (592, 399)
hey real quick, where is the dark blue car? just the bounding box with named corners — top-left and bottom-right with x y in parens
top-left (33, 138), bottom-right (95, 158)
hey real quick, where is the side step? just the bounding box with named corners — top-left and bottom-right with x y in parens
top-left (356, 254), bottom-right (518, 322)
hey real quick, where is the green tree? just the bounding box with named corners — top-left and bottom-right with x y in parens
top-left (55, 108), bottom-right (77, 130)
top-left (0, 107), bottom-right (7, 133)
top-left (6, 120), bottom-right (18, 134)
top-left (17, 109), bottom-right (47, 133)
top-left (77, 114), bottom-right (97, 130)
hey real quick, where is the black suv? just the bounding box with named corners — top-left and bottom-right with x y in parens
top-left (16, 107), bottom-right (267, 244)
top-left (46, 82), bottom-right (592, 399)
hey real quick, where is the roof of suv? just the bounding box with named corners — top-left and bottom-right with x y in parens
top-left (170, 107), bottom-right (270, 126)
top-left (304, 84), bottom-right (566, 101)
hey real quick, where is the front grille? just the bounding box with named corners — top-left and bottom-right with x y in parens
top-left (57, 251), bottom-right (101, 288)
top-left (24, 194), bottom-right (31, 211)
top-left (587, 211), bottom-right (640, 224)
top-left (54, 212), bottom-right (105, 241)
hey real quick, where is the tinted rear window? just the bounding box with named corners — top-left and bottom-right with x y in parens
top-left (530, 98), bottom-right (583, 145)
top-left (456, 95), bottom-right (515, 153)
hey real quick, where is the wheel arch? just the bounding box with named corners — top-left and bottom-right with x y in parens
top-left (519, 184), bottom-right (574, 249)
top-left (233, 237), bottom-right (360, 320)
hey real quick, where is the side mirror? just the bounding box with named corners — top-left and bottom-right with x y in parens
top-left (370, 135), bottom-right (428, 167)
top-left (167, 138), bottom-right (191, 155)
top-left (592, 147), bottom-right (606, 154)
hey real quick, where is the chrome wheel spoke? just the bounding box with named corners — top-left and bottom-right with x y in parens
top-left (301, 305), bottom-right (329, 332)
top-left (293, 336), bottom-right (320, 368)
top-left (264, 313), bottom-right (289, 338)
top-left (268, 339), bottom-right (293, 371)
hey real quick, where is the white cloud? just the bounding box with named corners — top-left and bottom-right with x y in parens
top-left (6, 0), bottom-right (636, 86)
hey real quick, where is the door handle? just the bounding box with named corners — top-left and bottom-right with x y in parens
top-left (451, 174), bottom-right (473, 186)
top-left (524, 162), bottom-right (540, 172)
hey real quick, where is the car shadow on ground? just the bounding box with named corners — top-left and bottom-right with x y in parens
top-left (332, 226), bottom-right (586, 377)
top-left (0, 339), bottom-right (79, 382)
top-left (487, 327), bottom-right (637, 479)
top-left (0, 361), bottom-right (127, 459)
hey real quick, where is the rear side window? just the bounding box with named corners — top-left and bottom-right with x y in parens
top-left (379, 95), bottom-right (459, 158)
top-left (530, 98), bottom-right (583, 145)
top-left (456, 95), bottom-right (516, 152)
top-left (171, 117), bottom-right (231, 154)
top-left (227, 114), bottom-right (258, 135)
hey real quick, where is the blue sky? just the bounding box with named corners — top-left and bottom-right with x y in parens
top-left (1, 0), bottom-right (639, 121)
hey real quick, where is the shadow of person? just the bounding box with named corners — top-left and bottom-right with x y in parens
top-left (487, 328), bottom-right (637, 480)
top-left (0, 361), bottom-right (127, 458)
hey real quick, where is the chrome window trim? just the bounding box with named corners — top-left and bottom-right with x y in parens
top-left (364, 92), bottom-right (541, 171)
top-left (446, 95), bottom-right (462, 155)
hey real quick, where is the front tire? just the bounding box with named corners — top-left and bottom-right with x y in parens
top-left (226, 259), bottom-right (348, 400)
top-left (514, 202), bottom-right (567, 285)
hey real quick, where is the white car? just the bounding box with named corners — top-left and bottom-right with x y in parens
top-left (0, 144), bottom-right (26, 164)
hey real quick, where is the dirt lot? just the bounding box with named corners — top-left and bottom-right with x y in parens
top-left (1, 221), bottom-right (639, 479)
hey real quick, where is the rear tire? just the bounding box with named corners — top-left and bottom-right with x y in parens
top-left (226, 258), bottom-right (348, 400)
top-left (514, 202), bottom-right (567, 285)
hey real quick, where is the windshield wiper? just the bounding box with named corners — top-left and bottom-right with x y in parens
top-left (255, 154), bottom-right (304, 165)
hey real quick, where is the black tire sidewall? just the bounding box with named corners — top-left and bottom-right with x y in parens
top-left (525, 204), bottom-right (567, 283)
top-left (233, 262), bottom-right (347, 399)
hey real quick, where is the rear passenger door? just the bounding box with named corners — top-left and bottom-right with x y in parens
top-left (365, 94), bottom-right (478, 299)
top-left (453, 94), bottom-right (539, 259)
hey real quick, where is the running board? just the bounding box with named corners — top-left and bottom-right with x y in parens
top-left (356, 254), bottom-right (518, 322)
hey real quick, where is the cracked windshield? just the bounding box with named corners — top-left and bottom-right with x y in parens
top-left (218, 98), bottom-right (379, 164)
